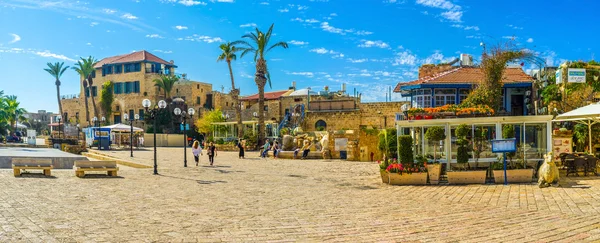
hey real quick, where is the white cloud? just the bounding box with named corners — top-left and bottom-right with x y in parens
top-left (527, 38), bottom-right (534, 43)
top-left (289, 40), bottom-right (309, 45)
top-left (278, 8), bottom-right (289, 12)
top-left (355, 30), bottom-right (373, 36)
top-left (86, 42), bottom-right (92, 46)
top-left (358, 40), bottom-right (390, 49)
top-left (347, 58), bottom-right (368, 63)
top-left (297, 5), bottom-right (308, 10)
top-left (440, 10), bottom-right (462, 22)
top-left (451, 24), bottom-right (479, 31)
top-left (330, 13), bottom-right (337, 16)
top-left (180, 34), bottom-right (224, 43)
top-left (103, 8), bottom-right (116, 14)
top-left (320, 22), bottom-right (344, 34)
top-left (178, 0), bottom-right (207, 6)
top-left (240, 72), bottom-right (253, 78)
top-left (416, 0), bottom-right (459, 10)
top-left (240, 23), bottom-right (257, 28)
top-left (34, 50), bottom-right (76, 62)
top-left (289, 72), bottom-right (314, 77)
top-left (146, 34), bottom-right (164, 39)
top-left (154, 50), bottom-right (173, 54)
top-left (310, 47), bottom-right (344, 59)
top-left (259, 2), bottom-right (269, 5)
top-left (8, 33), bottom-right (20, 44)
top-left (291, 18), bottom-right (319, 24)
top-left (121, 13), bottom-right (138, 19)
top-left (90, 22), bottom-right (99, 27)
top-left (212, 0), bottom-right (234, 2)
top-left (507, 24), bottom-right (523, 30)
top-left (393, 51), bottom-right (418, 66)
top-left (310, 48), bottom-right (330, 54)
top-left (502, 36), bottom-right (518, 40)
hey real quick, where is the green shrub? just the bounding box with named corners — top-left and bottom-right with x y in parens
top-left (425, 126), bottom-right (446, 162)
top-left (316, 126), bottom-right (325, 131)
top-left (398, 135), bottom-right (414, 166)
top-left (456, 124), bottom-right (470, 166)
top-left (216, 138), bottom-right (225, 145)
top-left (378, 128), bottom-right (398, 159)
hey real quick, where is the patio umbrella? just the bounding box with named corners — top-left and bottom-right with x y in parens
top-left (554, 102), bottom-right (600, 154)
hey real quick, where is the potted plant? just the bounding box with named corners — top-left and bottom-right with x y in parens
top-left (447, 124), bottom-right (487, 184)
top-left (492, 124), bottom-right (534, 184)
top-left (378, 159), bottom-right (391, 184)
top-left (386, 161), bottom-right (428, 185)
top-left (424, 126), bottom-right (444, 184)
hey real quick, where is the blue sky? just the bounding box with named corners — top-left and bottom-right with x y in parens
top-left (0, 0), bottom-right (598, 112)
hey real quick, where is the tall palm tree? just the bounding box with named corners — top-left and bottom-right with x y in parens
top-left (44, 62), bottom-right (69, 131)
top-left (153, 74), bottom-right (179, 101)
top-left (217, 42), bottom-right (243, 139)
top-left (4, 95), bottom-right (27, 133)
top-left (0, 92), bottom-right (8, 136)
top-left (73, 56), bottom-right (98, 125)
top-left (234, 24), bottom-right (288, 147)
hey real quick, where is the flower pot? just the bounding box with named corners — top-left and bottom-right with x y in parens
top-left (388, 172), bottom-right (428, 185)
top-left (426, 164), bottom-right (442, 185)
top-left (446, 171), bottom-right (487, 184)
top-left (380, 170), bottom-right (389, 184)
top-left (415, 115), bottom-right (423, 120)
top-left (424, 115), bottom-right (434, 120)
top-left (493, 169), bottom-right (533, 184)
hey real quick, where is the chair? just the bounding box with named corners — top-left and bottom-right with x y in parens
top-left (559, 153), bottom-right (569, 167)
top-left (573, 157), bottom-right (587, 176)
top-left (565, 154), bottom-right (576, 176)
top-left (584, 155), bottom-right (597, 176)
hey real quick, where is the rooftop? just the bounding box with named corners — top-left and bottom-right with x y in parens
top-left (239, 90), bottom-right (291, 101)
top-left (394, 66), bottom-right (534, 92)
top-left (93, 50), bottom-right (174, 68)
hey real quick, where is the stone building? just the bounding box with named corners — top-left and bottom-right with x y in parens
top-left (61, 50), bottom-right (218, 128)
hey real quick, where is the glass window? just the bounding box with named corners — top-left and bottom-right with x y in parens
top-left (85, 87), bottom-right (90, 97)
top-left (434, 89), bottom-right (456, 107)
top-left (124, 64), bottom-right (132, 73)
top-left (114, 65), bottom-right (122, 74)
top-left (196, 97), bottom-right (201, 105)
top-left (458, 89), bottom-right (470, 104)
top-left (134, 63), bottom-right (141, 72)
top-left (411, 88), bottom-right (432, 108)
top-left (125, 82), bottom-right (132, 94)
top-left (133, 81), bottom-right (140, 93)
top-left (91, 86), bottom-right (98, 97)
top-left (129, 110), bottom-right (134, 120)
top-left (138, 109), bottom-right (144, 120)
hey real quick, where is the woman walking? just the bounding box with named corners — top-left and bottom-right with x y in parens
top-left (207, 142), bottom-right (217, 166)
top-left (192, 140), bottom-right (203, 166)
top-left (237, 139), bottom-right (245, 159)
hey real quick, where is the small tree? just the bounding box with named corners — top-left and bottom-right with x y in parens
top-left (195, 109), bottom-right (226, 136)
top-left (455, 124), bottom-right (470, 170)
top-left (473, 127), bottom-right (486, 168)
top-left (502, 124), bottom-right (516, 168)
top-left (378, 128), bottom-right (398, 160)
top-left (574, 124), bottom-right (588, 152)
top-left (100, 81), bottom-right (114, 122)
top-left (425, 126), bottom-right (446, 162)
top-left (398, 135), bottom-right (414, 166)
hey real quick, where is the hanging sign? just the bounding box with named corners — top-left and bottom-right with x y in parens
top-left (568, 68), bottom-right (586, 83)
top-left (491, 139), bottom-right (517, 153)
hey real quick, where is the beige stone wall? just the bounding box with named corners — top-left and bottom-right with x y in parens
top-left (358, 102), bottom-right (405, 129)
top-left (302, 101), bottom-right (407, 131)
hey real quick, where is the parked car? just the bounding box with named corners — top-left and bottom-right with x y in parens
top-left (6, 134), bottom-right (21, 143)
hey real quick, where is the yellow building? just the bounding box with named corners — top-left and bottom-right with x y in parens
top-left (61, 50), bottom-right (215, 128)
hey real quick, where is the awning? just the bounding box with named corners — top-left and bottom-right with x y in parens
top-left (101, 123), bottom-right (144, 132)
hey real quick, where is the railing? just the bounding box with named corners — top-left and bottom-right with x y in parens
top-left (308, 100), bottom-right (356, 111)
top-left (61, 94), bottom-right (79, 100)
top-left (145, 68), bottom-right (172, 75)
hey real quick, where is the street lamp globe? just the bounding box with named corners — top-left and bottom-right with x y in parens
top-left (101, 117), bottom-right (106, 122)
top-left (158, 100), bottom-right (167, 109)
top-left (187, 108), bottom-right (195, 116)
top-left (134, 114), bottom-right (140, 120)
top-left (174, 108), bottom-right (182, 116)
top-left (92, 117), bottom-right (98, 122)
top-left (123, 113), bottom-right (129, 121)
top-left (76, 124), bottom-right (80, 128)
top-left (142, 99), bottom-right (151, 108)
top-left (253, 112), bottom-right (258, 117)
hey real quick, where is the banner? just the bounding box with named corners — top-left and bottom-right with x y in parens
top-left (567, 68), bottom-right (586, 83)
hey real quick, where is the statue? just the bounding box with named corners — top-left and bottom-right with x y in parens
top-left (282, 135), bottom-right (294, 151)
top-left (538, 152), bottom-right (560, 188)
top-left (319, 134), bottom-right (329, 152)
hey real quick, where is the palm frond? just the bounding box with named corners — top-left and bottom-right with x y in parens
top-left (267, 41), bottom-right (289, 53)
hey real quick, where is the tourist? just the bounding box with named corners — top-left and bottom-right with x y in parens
top-left (207, 142), bottom-right (217, 166)
top-left (192, 140), bottom-right (203, 166)
top-left (139, 136), bottom-right (144, 147)
top-left (301, 141), bottom-right (311, 160)
top-left (261, 139), bottom-right (271, 158)
top-left (237, 139), bottom-right (245, 159)
top-left (273, 141), bottom-right (281, 159)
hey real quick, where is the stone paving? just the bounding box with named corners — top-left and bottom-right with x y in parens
top-left (1, 147), bottom-right (600, 242)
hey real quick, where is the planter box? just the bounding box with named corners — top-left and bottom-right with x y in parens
top-left (427, 164), bottom-right (442, 185)
top-left (446, 171), bottom-right (487, 184)
top-left (380, 170), bottom-right (389, 184)
top-left (388, 172), bottom-right (427, 185)
top-left (493, 169), bottom-right (533, 184)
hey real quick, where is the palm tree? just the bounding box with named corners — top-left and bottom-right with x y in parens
top-left (73, 56), bottom-right (98, 125)
top-left (153, 74), bottom-right (179, 101)
top-left (217, 42), bottom-right (243, 139)
top-left (234, 24), bottom-right (288, 147)
top-left (4, 95), bottom-right (27, 133)
top-left (0, 92), bottom-right (8, 136)
top-left (44, 62), bottom-right (69, 131)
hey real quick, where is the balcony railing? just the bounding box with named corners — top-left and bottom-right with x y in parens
top-left (145, 68), bottom-right (172, 75)
top-left (61, 94), bottom-right (79, 100)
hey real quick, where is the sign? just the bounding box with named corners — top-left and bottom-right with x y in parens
top-left (555, 69), bottom-right (562, 84)
top-left (27, 129), bottom-right (36, 146)
top-left (568, 68), bottom-right (586, 83)
top-left (180, 124), bottom-right (190, 131)
top-left (334, 138), bottom-right (348, 151)
top-left (491, 139), bottom-right (517, 153)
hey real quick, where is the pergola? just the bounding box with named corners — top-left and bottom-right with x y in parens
top-left (554, 102), bottom-right (600, 154)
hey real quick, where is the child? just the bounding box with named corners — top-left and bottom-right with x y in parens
top-left (207, 142), bottom-right (217, 166)
top-left (192, 140), bottom-right (203, 166)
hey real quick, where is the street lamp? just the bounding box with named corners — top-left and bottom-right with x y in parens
top-left (92, 116), bottom-right (99, 150)
top-left (123, 113), bottom-right (139, 157)
top-left (56, 115), bottom-right (62, 139)
top-left (76, 124), bottom-right (80, 141)
top-left (143, 99), bottom-right (167, 175)
top-left (174, 107), bottom-right (196, 167)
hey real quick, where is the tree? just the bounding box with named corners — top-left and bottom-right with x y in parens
top-left (425, 126), bottom-right (446, 162)
top-left (378, 128), bottom-right (398, 160)
top-left (461, 42), bottom-right (536, 111)
top-left (153, 74), bottom-right (179, 101)
top-left (3, 95), bottom-right (27, 133)
top-left (73, 56), bottom-right (99, 125)
top-left (0, 91), bottom-right (9, 136)
top-left (398, 135), bottom-right (414, 165)
top-left (100, 81), bottom-right (114, 122)
top-left (44, 62), bottom-right (69, 127)
top-left (234, 24), bottom-right (288, 148)
top-left (455, 124), bottom-right (470, 170)
top-left (217, 42), bottom-right (243, 139)
top-left (195, 109), bottom-right (226, 136)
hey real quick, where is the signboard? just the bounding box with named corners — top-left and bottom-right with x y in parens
top-left (334, 138), bottom-right (348, 151)
top-left (555, 69), bottom-right (562, 84)
top-left (27, 129), bottom-right (36, 146)
top-left (568, 68), bottom-right (586, 83)
top-left (552, 137), bottom-right (572, 162)
top-left (491, 139), bottom-right (517, 153)
top-left (180, 124), bottom-right (190, 131)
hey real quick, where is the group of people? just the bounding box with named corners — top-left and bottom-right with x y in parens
top-left (260, 139), bottom-right (312, 160)
top-left (191, 140), bottom-right (218, 166)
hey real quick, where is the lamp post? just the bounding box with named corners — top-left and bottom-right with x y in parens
top-left (76, 124), bottom-right (80, 141)
top-left (92, 117), bottom-right (99, 150)
top-left (143, 99), bottom-right (167, 175)
top-left (174, 107), bottom-right (196, 167)
top-left (56, 115), bottom-right (62, 139)
top-left (123, 113), bottom-right (139, 157)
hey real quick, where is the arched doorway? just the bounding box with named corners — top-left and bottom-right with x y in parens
top-left (315, 120), bottom-right (327, 131)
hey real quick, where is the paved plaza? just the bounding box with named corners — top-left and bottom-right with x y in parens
top-left (2, 148), bottom-right (600, 242)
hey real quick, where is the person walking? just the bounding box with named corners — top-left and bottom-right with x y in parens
top-left (261, 139), bottom-right (271, 159)
top-left (192, 140), bottom-right (203, 166)
top-left (237, 139), bottom-right (245, 159)
top-left (207, 142), bottom-right (217, 166)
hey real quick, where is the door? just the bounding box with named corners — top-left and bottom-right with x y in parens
top-left (511, 95), bottom-right (524, 116)
top-left (114, 115), bottom-right (121, 124)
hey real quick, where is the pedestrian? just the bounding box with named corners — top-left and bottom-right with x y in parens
top-left (192, 140), bottom-right (203, 166)
top-left (207, 142), bottom-right (217, 166)
top-left (301, 141), bottom-right (311, 160)
top-left (237, 139), bottom-right (245, 159)
top-left (273, 141), bottom-right (281, 159)
top-left (261, 139), bottom-right (271, 158)
top-left (139, 136), bottom-right (144, 147)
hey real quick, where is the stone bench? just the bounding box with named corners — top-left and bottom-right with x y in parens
top-left (266, 150), bottom-right (323, 159)
top-left (74, 161), bottom-right (119, 177)
top-left (12, 158), bottom-right (53, 177)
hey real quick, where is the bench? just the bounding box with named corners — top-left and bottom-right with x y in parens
top-left (12, 158), bottom-right (53, 177)
top-left (266, 150), bottom-right (324, 160)
top-left (74, 161), bottom-right (119, 177)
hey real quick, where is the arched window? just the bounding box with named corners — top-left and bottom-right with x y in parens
top-left (315, 120), bottom-right (327, 131)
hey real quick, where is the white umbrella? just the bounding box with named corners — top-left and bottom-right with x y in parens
top-left (101, 123), bottom-right (144, 132)
top-left (16, 123), bottom-right (27, 129)
top-left (554, 102), bottom-right (600, 154)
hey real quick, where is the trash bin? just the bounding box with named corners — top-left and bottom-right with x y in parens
top-left (340, 151), bottom-right (347, 160)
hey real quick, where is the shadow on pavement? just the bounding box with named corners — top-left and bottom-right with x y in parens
top-left (15, 173), bottom-right (57, 179)
top-left (196, 180), bottom-right (227, 185)
top-left (77, 174), bottom-right (124, 179)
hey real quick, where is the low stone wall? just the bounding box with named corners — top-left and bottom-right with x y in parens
top-left (266, 150), bottom-right (323, 160)
top-left (215, 144), bottom-right (237, 151)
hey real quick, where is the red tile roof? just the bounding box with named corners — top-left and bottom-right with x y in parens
top-left (240, 90), bottom-right (289, 101)
top-left (93, 50), bottom-right (173, 68)
top-left (394, 67), bottom-right (534, 92)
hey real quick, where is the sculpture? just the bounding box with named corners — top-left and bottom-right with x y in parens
top-left (538, 151), bottom-right (560, 188)
top-left (282, 135), bottom-right (294, 151)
